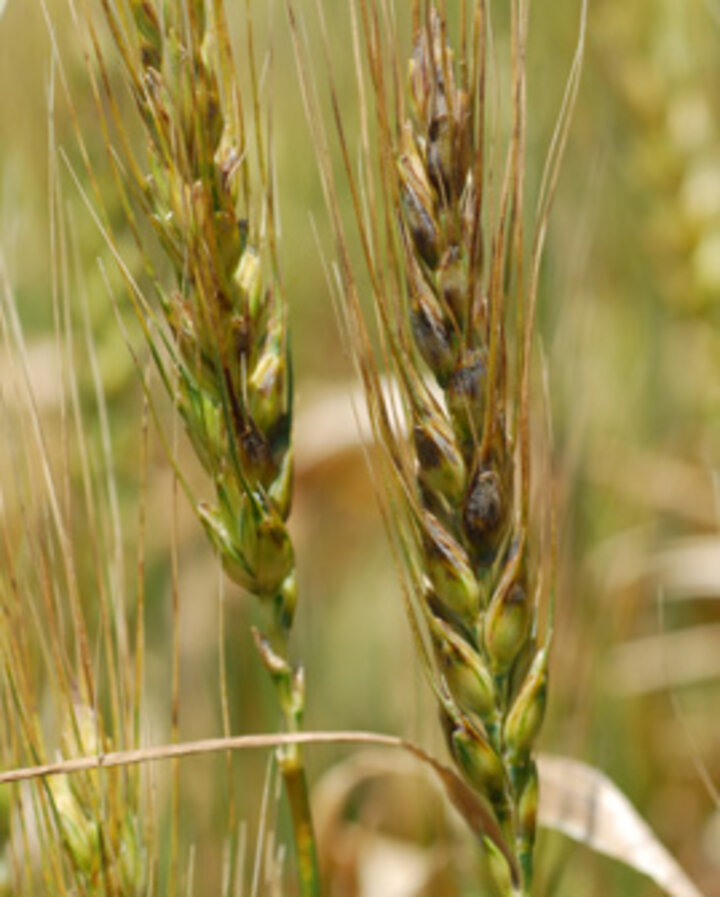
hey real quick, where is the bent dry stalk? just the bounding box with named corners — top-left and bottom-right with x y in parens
top-left (86, 1), bottom-right (319, 892)
top-left (293, 0), bottom-right (574, 892)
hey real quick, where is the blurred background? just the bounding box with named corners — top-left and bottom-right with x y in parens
top-left (0, 0), bottom-right (719, 895)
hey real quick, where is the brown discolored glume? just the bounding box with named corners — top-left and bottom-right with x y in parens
top-left (388, 8), bottom-right (551, 894)
top-left (462, 462), bottom-right (510, 564)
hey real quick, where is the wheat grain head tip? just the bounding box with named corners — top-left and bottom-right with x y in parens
top-left (408, 11), bottom-right (472, 206)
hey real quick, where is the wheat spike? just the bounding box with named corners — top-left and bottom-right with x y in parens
top-left (394, 10), bottom-right (544, 892)
top-left (84, 1), bottom-right (320, 892)
top-left (293, 0), bottom-right (583, 890)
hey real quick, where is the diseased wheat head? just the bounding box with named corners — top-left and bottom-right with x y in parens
top-left (289, 0), bottom-right (583, 891)
top-left (394, 10), bottom-right (545, 893)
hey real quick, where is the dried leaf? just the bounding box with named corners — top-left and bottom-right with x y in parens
top-left (651, 538), bottom-right (720, 600)
top-left (538, 754), bottom-right (704, 897)
top-left (294, 378), bottom-right (402, 473)
top-left (607, 623), bottom-right (720, 695)
top-left (586, 441), bottom-right (717, 527)
top-left (593, 533), bottom-right (720, 601)
top-left (357, 836), bottom-right (432, 897)
top-left (312, 749), bottom-right (500, 897)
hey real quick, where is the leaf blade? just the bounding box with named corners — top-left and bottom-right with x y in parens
top-left (538, 753), bottom-right (705, 897)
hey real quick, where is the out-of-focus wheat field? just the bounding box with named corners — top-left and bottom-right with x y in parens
top-left (0, 1), bottom-right (719, 895)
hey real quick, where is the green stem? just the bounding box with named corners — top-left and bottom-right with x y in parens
top-left (279, 753), bottom-right (321, 897)
top-left (519, 849), bottom-right (533, 895)
top-left (259, 612), bottom-right (321, 897)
